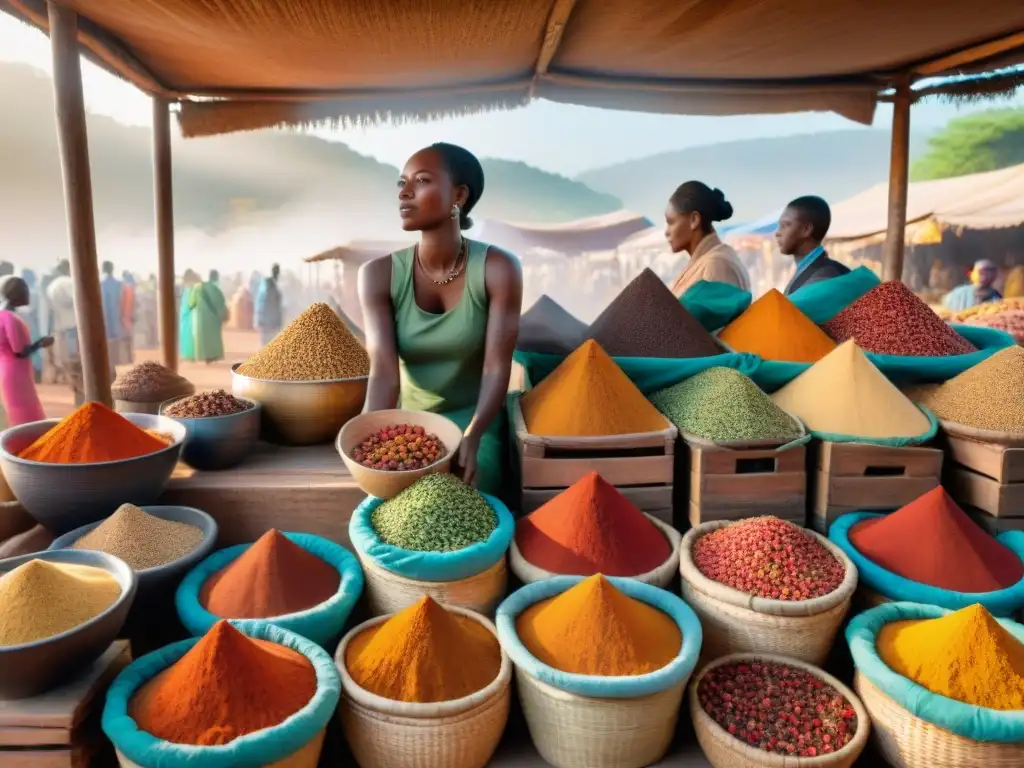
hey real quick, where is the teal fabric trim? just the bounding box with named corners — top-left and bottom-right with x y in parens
top-left (788, 266), bottom-right (880, 324)
top-left (680, 280), bottom-right (752, 331)
top-left (804, 404), bottom-right (938, 447)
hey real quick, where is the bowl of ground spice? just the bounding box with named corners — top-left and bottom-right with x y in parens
top-left (337, 409), bottom-right (464, 499)
top-left (680, 517), bottom-right (857, 666)
top-left (111, 361), bottom-right (195, 415)
top-left (102, 620), bottom-right (340, 767)
top-left (0, 404), bottom-right (186, 535)
top-left (496, 574), bottom-right (702, 768)
top-left (0, 549), bottom-right (137, 698)
top-left (848, 602), bottom-right (1024, 766)
top-left (691, 652), bottom-right (868, 766)
top-left (231, 303), bottom-right (369, 445)
top-left (335, 596), bottom-right (510, 768)
top-left (49, 504), bottom-right (218, 599)
top-left (160, 390), bottom-right (260, 470)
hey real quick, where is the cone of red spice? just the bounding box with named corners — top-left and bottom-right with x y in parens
top-left (848, 487), bottom-right (1024, 592)
top-left (515, 472), bottom-right (671, 576)
top-left (129, 620), bottom-right (316, 746)
top-left (201, 530), bottom-right (340, 618)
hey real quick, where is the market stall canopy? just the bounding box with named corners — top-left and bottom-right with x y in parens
top-left (618, 226), bottom-right (669, 253)
top-left (304, 240), bottom-right (414, 265)
top-left (827, 162), bottom-right (1024, 241)
top-left (721, 213), bottom-right (781, 240)
top-left (5, 0), bottom-right (1024, 136)
top-left (477, 210), bottom-right (653, 254)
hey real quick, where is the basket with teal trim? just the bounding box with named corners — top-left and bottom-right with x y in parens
top-left (495, 576), bottom-right (702, 768)
top-left (349, 492), bottom-right (514, 617)
top-left (175, 532), bottom-right (364, 648)
top-left (830, 513), bottom-right (1024, 618)
top-left (103, 620), bottom-right (341, 768)
top-left (847, 602), bottom-right (1024, 766)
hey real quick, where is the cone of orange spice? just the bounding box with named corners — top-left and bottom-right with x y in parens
top-left (19, 402), bottom-right (167, 463)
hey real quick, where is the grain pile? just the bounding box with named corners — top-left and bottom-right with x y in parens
top-left (914, 346), bottom-right (1024, 433)
top-left (517, 295), bottom-right (587, 355)
top-left (587, 268), bottom-right (722, 358)
top-left (822, 281), bottom-right (976, 357)
top-left (111, 361), bottom-right (194, 402)
top-left (0, 560), bottom-right (121, 645)
top-left (718, 289), bottom-right (835, 363)
top-left (165, 390), bottom-right (252, 418)
top-left (650, 367), bottom-right (801, 442)
top-left (236, 302), bottom-right (370, 381)
top-left (372, 473), bottom-right (497, 552)
top-left (71, 503), bottom-right (205, 570)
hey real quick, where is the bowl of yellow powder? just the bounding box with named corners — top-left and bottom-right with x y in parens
top-left (49, 504), bottom-right (218, 600)
top-left (0, 549), bottom-right (137, 698)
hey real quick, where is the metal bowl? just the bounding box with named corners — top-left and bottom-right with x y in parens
top-left (48, 505), bottom-right (218, 600)
top-left (230, 362), bottom-right (367, 446)
top-left (158, 395), bottom-right (260, 470)
top-left (0, 549), bottom-right (137, 698)
top-left (0, 414), bottom-right (186, 536)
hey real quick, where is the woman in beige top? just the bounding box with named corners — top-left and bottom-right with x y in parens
top-left (666, 181), bottom-right (751, 297)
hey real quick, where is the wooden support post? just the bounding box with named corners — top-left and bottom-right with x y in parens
top-left (48, 2), bottom-right (111, 407)
top-left (153, 97), bottom-right (178, 371)
top-left (882, 78), bottom-right (912, 282)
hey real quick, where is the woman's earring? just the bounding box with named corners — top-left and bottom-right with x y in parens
top-left (451, 204), bottom-right (460, 220)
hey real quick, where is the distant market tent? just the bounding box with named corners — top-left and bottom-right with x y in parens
top-left (477, 211), bottom-right (653, 254)
top-left (304, 240), bottom-right (415, 265)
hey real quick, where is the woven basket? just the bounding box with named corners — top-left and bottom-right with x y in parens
top-left (509, 513), bottom-right (682, 588)
top-left (116, 731), bottom-right (325, 768)
top-left (516, 667), bottom-right (686, 768)
top-left (690, 654), bottom-right (869, 768)
top-left (357, 551), bottom-right (507, 617)
top-left (679, 520), bottom-right (857, 665)
top-left (335, 607), bottom-right (511, 768)
top-left (856, 672), bottom-right (1024, 768)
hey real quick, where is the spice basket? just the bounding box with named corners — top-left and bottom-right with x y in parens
top-left (496, 576), bottom-right (703, 768)
top-left (689, 653), bottom-right (870, 768)
top-left (349, 492), bottom-right (515, 617)
top-left (847, 603), bottom-right (1024, 767)
top-left (508, 513), bottom-right (682, 588)
top-left (103, 621), bottom-right (340, 768)
top-left (679, 520), bottom-right (857, 666)
top-left (334, 607), bottom-right (511, 768)
top-left (830, 513), bottom-right (1024, 618)
top-left (175, 532), bottom-right (364, 647)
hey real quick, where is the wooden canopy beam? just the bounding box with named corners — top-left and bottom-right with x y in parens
top-left (913, 30), bottom-right (1024, 76)
top-left (48, 1), bottom-right (111, 406)
top-left (153, 97), bottom-right (177, 372)
top-left (882, 77), bottom-right (912, 282)
top-left (535, 0), bottom-right (578, 76)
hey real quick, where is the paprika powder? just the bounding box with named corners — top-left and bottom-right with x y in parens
top-left (515, 472), bottom-right (670, 576)
top-left (129, 620), bottom-right (316, 745)
top-left (18, 402), bottom-right (167, 463)
top-left (719, 289), bottom-right (835, 363)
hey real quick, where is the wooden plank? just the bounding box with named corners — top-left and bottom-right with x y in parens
top-left (947, 466), bottom-right (1024, 518)
top-left (817, 441), bottom-right (943, 477)
top-left (691, 443), bottom-right (805, 475)
top-left (689, 500), bottom-right (804, 528)
top-left (0, 749), bottom-right (78, 768)
top-left (521, 454), bottom-right (674, 490)
top-left (153, 96), bottom-right (177, 372)
top-left (0, 642), bottom-right (129, 732)
top-left (0, 727), bottom-right (70, 747)
top-left (813, 469), bottom-right (939, 512)
top-left (521, 484), bottom-right (673, 514)
top-left (691, 469), bottom-right (805, 506)
top-left (966, 507), bottom-right (1024, 536)
top-left (945, 435), bottom-right (1024, 484)
top-left (809, 505), bottom-right (874, 535)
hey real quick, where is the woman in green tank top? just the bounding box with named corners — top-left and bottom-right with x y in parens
top-left (358, 143), bottom-right (522, 496)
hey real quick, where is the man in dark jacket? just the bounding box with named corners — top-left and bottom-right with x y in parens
top-left (777, 196), bottom-right (850, 296)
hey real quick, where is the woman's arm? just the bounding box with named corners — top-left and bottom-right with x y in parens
top-left (358, 257), bottom-right (400, 413)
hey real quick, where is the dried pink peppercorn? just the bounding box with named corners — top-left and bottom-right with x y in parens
top-left (692, 517), bottom-right (845, 600)
top-left (822, 281), bottom-right (976, 357)
top-left (698, 660), bottom-right (858, 757)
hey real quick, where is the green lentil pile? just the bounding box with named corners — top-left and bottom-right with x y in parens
top-left (650, 367), bottom-right (802, 442)
top-left (237, 302), bottom-right (370, 381)
top-left (371, 473), bottom-right (497, 552)
top-left (71, 503), bottom-right (205, 570)
top-left (915, 346), bottom-right (1024, 432)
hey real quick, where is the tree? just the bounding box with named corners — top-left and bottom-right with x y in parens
top-left (911, 108), bottom-right (1024, 181)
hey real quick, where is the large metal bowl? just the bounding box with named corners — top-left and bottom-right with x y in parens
top-left (158, 395), bottom-right (260, 470)
top-left (48, 505), bottom-right (218, 601)
top-left (230, 362), bottom-right (367, 446)
top-left (0, 413), bottom-right (186, 536)
top-left (0, 549), bottom-right (137, 698)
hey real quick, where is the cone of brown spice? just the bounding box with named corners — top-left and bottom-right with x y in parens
top-left (112, 361), bottom-right (194, 402)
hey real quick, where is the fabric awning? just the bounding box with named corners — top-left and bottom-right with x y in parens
top-left (304, 240), bottom-right (414, 265)
top-left (477, 210), bottom-right (653, 254)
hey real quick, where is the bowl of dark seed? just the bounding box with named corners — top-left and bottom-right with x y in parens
top-left (159, 390), bottom-right (260, 471)
top-left (112, 361), bottom-right (195, 415)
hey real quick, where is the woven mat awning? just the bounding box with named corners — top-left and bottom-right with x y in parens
top-left (3, 0), bottom-right (1024, 135)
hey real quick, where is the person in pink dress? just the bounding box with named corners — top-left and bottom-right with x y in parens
top-left (0, 277), bottom-right (51, 426)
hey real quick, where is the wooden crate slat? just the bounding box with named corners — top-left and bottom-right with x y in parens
top-left (691, 469), bottom-right (805, 506)
top-left (521, 454), bottom-right (674, 490)
top-left (691, 443), bottom-right (806, 475)
top-left (945, 436), bottom-right (1024, 484)
top-left (947, 466), bottom-right (1024, 518)
top-left (813, 469), bottom-right (939, 512)
top-left (688, 500), bottom-right (804, 528)
top-left (521, 484), bottom-right (673, 514)
top-left (817, 442), bottom-right (943, 477)
top-left (809, 505), bottom-right (873, 535)
top-left (966, 506), bottom-right (1024, 535)
top-left (0, 727), bottom-right (71, 747)
top-left (0, 748), bottom-right (80, 768)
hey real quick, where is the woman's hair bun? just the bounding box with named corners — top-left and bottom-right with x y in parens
top-left (461, 215), bottom-right (474, 231)
top-left (711, 188), bottom-right (733, 221)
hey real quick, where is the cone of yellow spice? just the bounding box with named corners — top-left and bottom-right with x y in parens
top-left (516, 574), bottom-right (681, 675)
top-left (877, 604), bottom-right (1024, 710)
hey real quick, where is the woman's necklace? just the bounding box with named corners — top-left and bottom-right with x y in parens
top-left (416, 238), bottom-right (467, 286)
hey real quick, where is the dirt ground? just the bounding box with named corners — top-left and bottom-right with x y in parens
top-left (37, 329), bottom-right (263, 418)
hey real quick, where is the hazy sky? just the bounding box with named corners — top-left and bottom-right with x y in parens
top-left (3, 14), bottom-right (1023, 177)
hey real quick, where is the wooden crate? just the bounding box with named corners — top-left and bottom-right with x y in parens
top-left (0, 642), bottom-right (130, 768)
top-left (944, 434), bottom-right (1024, 520)
top-left (965, 505), bottom-right (1024, 536)
top-left (686, 439), bottom-right (806, 528)
top-left (512, 395), bottom-right (676, 520)
top-left (810, 441), bottom-right (943, 534)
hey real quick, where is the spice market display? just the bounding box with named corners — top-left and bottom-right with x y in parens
top-left (718, 288), bottom-right (836, 363)
top-left (941, 298), bottom-right (1024, 344)
top-left (70, 503), bottom-right (205, 570)
top-left (111, 361), bottom-right (194, 403)
top-left (163, 390), bottom-right (252, 418)
top-left (913, 345), bottom-right (1024, 432)
top-left (350, 422), bottom-right (447, 471)
top-left (17, 402), bottom-right (170, 463)
top-left (517, 294), bottom-right (587, 355)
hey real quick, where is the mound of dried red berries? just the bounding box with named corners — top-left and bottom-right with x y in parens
top-left (692, 517), bottom-right (844, 600)
top-left (352, 424), bottom-right (447, 472)
top-left (698, 661), bottom-right (858, 757)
